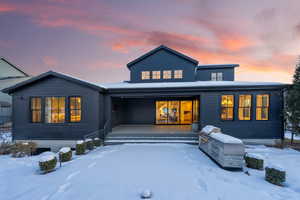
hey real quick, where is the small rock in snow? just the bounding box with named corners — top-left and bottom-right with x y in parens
top-left (77, 140), bottom-right (84, 144)
top-left (141, 190), bottom-right (152, 199)
top-left (39, 152), bottom-right (56, 162)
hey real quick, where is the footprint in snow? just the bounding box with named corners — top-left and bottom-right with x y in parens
top-left (88, 162), bottom-right (97, 168)
top-left (57, 182), bottom-right (71, 193)
top-left (66, 171), bottom-right (80, 181)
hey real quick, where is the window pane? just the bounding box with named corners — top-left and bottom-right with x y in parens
top-left (45, 97), bottom-right (65, 123)
top-left (211, 73), bottom-right (217, 81)
top-left (174, 70), bottom-right (183, 79)
top-left (217, 72), bottom-right (223, 81)
top-left (141, 71), bottom-right (150, 80)
top-left (256, 94), bottom-right (269, 120)
top-left (238, 95), bottom-right (251, 120)
top-left (163, 70), bottom-right (172, 79)
top-left (70, 97), bottom-right (81, 122)
top-left (221, 95), bottom-right (234, 120)
top-left (152, 71), bottom-right (161, 79)
top-left (31, 97), bottom-right (42, 123)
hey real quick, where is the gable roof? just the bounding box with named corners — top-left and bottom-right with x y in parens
top-left (127, 45), bottom-right (199, 68)
top-left (2, 71), bottom-right (105, 94)
top-left (197, 64), bottom-right (239, 70)
top-left (0, 57), bottom-right (29, 77)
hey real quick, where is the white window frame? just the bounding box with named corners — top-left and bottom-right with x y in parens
top-left (152, 71), bottom-right (161, 79)
top-left (211, 72), bottom-right (217, 81)
top-left (163, 70), bottom-right (172, 79)
top-left (217, 72), bottom-right (223, 81)
top-left (141, 71), bottom-right (150, 80)
top-left (174, 70), bottom-right (183, 79)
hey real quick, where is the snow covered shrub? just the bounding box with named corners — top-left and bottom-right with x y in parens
top-left (244, 153), bottom-right (264, 170)
top-left (85, 139), bottom-right (94, 150)
top-left (39, 152), bottom-right (57, 173)
top-left (93, 138), bottom-right (101, 147)
top-left (76, 140), bottom-right (86, 155)
top-left (59, 147), bottom-right (72, 162)
top-left (265, 165), bottom-right (286, 186)
top-left (10, 142), bottom-right (37, 157)
top-left (0, 143), bottom-right (12, 155)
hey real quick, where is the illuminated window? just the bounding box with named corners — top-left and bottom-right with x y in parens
top-left (31, 97), bottom-right (42, 123)
top-left (221, 95), bottom-right (234, 120)
top-left (70, 97), bottom-right (82, 122)
top-left (45, 97), bottom-right (65, 123)
top-left (256, 94), bottom-right (269, 120)
top-left (238, 95), bottom-right (251, 120)
top-left (152, 71), bottom-right (161, 79)
top-left (174, 70), bottom-right (183, 79)
top-left (163, 70), bottom-right (172, 79)
top-left (141, 71), bottom-right (150, 80)
top-left (211, 72), bottom-right (223, 81)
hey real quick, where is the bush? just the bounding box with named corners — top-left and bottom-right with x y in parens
top-left (85, 139), bottom-right (94, 150)
top-left (245, 153), bottom-right (264, 170)
top-left (10, 142), bottom-right (37, 157)
top-left (59, 147), bottom-right (72, 162)
top-left (39, 153), bottom-right (57, 173)
top-left (93, 138), bottom-right (101, 147)
top-left (0, 143), bottom-right (12, 155)
top-left (76, 140), bottom-right (86, 155)
top-left (265, 165), bottom-right (286, 186)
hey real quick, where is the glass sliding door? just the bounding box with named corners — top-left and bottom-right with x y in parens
top-left (156, 101), bottom-right (168, 124)
top-left (155, 100), bottom-right (199, 125)
top-left (168, 101), bottom-right (180, 124)
top-left (180, 101), bottom-right (193, 124)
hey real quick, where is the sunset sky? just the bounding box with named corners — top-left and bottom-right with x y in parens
top-left (0, 0), bottom-right (299, 83)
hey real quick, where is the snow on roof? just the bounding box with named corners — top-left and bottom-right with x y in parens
top-left (98, 81), bottom-right (288, 89)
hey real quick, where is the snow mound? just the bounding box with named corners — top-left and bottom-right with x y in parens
top-left (85, 138), bottom-right (92, 142)
top-left (210, 132), bottom-right (243, 144)
top-left (246, 153), bottom-right (264, 160)
top-left (141, 189), bottom-right (152, 199)
top-left (59, 147), bottom-right (71, 153)
top-left (77, 140), bottom-right (84, 144)
top-left (39, 152), bottom-right (56, 162)
top-left (201, 125), bottom-right (221, 134)
top-left (94, 137), bottom-right (100, 140)
top-left (0, 132), bottom-right (12, 144)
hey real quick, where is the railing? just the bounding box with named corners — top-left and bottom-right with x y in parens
top-left (82, 120), bottom-right (110, 140)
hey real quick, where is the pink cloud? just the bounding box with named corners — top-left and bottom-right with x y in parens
top-left (42, 56), bottom-right (58, 67)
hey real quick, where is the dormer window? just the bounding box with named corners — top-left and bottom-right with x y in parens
top-left (152, 71), bottom-right (161, 79)
top-left (174, 70), bottom-right (183, 79)
top-left (163, 70), bottom-right (172, 79)
top-left (211, 72), bottom-right (223, 81)
top-left (141, 71), bottom-right (150, 80)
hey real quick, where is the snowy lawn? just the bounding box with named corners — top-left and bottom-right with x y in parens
top-left (1, 144), bottom-right (300, 200)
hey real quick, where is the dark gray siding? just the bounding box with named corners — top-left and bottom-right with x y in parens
top-left (200, 90), bottom-right (283, 139)
top-left (12, 76), bottom-right (103, 140)
top-left (129, 49), bottom-right (197, 83)
top-left (196, 68), bottom-right (234, 81)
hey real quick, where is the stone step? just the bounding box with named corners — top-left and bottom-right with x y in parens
top-left (104, 139), bottom-right (198, 145)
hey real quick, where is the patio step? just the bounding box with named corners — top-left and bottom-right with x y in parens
top-left (104, 135), bottom-right (198, 145)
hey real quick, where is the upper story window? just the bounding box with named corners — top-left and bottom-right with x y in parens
top-left (174, 70), bottom-right (183, 79)
top-left (152, 71), bottom-right (161, 79)
top-left (211, 72), bottom-right (223, 81)
top-left (45, 97), bottom-right (65, 123)
top-left (256, 94), bottom-right (269, 120)
top-left (221, 95), bottom-right (234, 120)
top-left (238, 95), bottom-right (251, 120)
top-left (31, 97), bottom-right (42, 123)
top-left (163, 70), bottom-right (172, 79)
top-left (141, 71), bottom-right (150, 80)
top-left (70, 97), bottom-right (82, 122)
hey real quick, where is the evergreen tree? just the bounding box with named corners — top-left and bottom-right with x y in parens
top-left (285, 56), bottom-right (300, 143)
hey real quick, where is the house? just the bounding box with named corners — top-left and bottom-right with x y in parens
top-left (0, 58), bottom-right (30, 125)
top-left (2, 45), bottom-right (289, 150)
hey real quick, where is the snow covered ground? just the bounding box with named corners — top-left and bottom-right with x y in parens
top-left (0, 144), bottom-right (300, 200)
top-left (285, 131), bottom-right (300, 140)
top-left (0, 132), bottom-right (12, 144)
